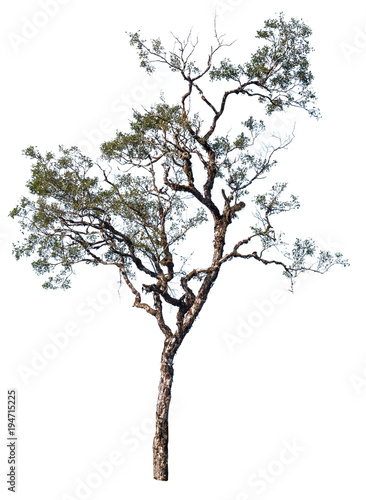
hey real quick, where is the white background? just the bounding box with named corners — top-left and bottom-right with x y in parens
top-left (1, 1), bottom-right (365, 499)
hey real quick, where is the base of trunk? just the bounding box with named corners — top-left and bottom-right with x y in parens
top-left (153, 345), bottom-right (174, 481)
top-left (153, 434), bottom-right (169, 480)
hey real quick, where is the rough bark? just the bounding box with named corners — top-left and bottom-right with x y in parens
top-left (153, 342), bottom-right (175, 480)
top-left (152, 218), bottom-right (229, 480)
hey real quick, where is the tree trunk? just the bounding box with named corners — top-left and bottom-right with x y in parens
top-left (153, 345), bottom-right (174, 481)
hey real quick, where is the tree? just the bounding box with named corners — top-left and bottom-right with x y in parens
top-left (10, 13), bottom-right (348, 481)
